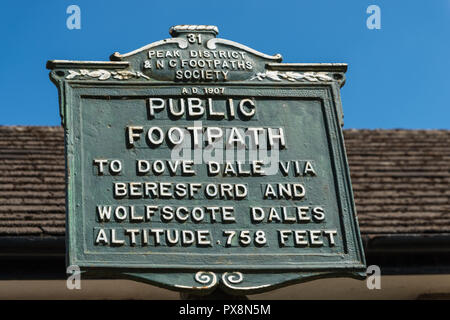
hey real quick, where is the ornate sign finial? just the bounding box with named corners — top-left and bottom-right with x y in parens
top-left (169, 25), bottom-right (219, 37)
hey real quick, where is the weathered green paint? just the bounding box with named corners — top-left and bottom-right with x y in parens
top-left (47, 25), bottom-right (365, 295)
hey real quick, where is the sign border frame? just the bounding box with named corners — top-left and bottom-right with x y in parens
top-left (61, 81), bottom-right (365, 273)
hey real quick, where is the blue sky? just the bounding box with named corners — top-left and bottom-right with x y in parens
top-left (0, 0), bottom-right (448, 129)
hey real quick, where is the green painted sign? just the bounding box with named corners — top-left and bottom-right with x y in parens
top-left (48, 25), bottom-right (365, 295)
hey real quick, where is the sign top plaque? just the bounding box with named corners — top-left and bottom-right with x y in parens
top-left (48, 25), bottom-right (365, 295)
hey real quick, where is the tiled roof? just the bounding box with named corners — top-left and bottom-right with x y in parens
top-left (0, 127), bottom-right (65, 236)
top-left (0, 126), bottom-right (448, 238)
top-left (345, 129), bottom-right (450, 236)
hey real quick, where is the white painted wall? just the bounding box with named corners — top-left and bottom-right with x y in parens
top-left (1, 275), bottom-right (449, 299)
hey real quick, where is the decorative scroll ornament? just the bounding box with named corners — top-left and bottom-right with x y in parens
top-left (66, 69), bottom-right (150, 80)
top-left (222, 272), bottom-right (244, 287)
top-left (180, 271), bottom-right (272, 291)
top-left (251, 71), bottom-right (333, 82)
top-left (174, 271), bottom-right (218, 290)
top-left (222, 272), bottom-right (271, 290)
top-left (194, 271), bottom-right (218, 288)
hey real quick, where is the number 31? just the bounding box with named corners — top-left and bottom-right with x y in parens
top-left (187, 33), bottom-right (202, 44)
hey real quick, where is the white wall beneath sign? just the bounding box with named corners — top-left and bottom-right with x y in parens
top-left (1, 275), bottom-right (450, 299)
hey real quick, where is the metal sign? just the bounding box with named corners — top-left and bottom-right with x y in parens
top-left (48, 25), bottom-right (365, 295)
